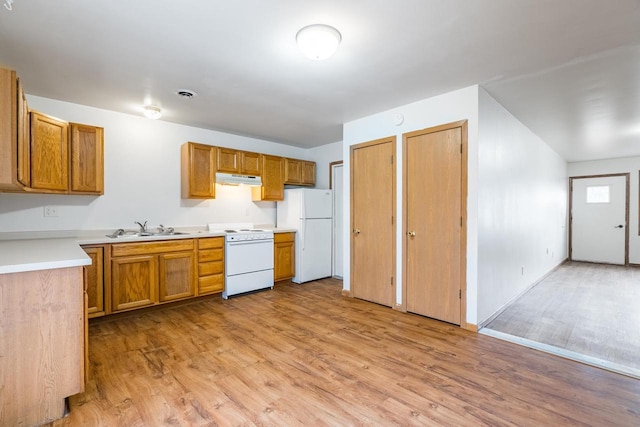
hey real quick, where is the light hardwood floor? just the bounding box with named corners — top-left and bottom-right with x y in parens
top-left (52, 278), bottom-right (640, 426)
top-left (485, 261), bottom-right (640, 373)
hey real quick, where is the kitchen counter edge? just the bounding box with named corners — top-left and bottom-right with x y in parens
top-left (0, 229), bottom-right (296, 275)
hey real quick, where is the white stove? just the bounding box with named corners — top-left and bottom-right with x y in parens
top-left (208, 223), bottom-right (274, 299)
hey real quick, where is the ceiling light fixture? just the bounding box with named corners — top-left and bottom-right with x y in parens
top-left (296, 24), bottom-right (342, 60)
top-left (143, 105), bottom-right (162, 120)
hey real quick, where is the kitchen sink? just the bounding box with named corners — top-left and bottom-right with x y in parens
top-left (106, 231), bottom-right (190, 238)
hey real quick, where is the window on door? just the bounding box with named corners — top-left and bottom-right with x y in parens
top-left (586, 185), bottom-right (610, 204)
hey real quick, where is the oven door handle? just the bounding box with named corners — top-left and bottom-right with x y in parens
top-left (227, 239), bottom-right (272, 246)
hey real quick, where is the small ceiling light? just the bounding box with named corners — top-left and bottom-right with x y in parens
top-left (296, 24), bottom-right (342, 60)
top-left (143, 105), bottom-right (162, 120)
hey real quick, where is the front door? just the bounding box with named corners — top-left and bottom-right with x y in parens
top-left (351, 137), bottom-right (395, 307)
top-left (570, 175), bottom-right (628, 265)
top-left (404, 121), bottom-right (467, 325)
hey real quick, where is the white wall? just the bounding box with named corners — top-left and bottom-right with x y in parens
top-left (568, 156), bottom-right (640, 263)
top-left (343, 86), bottom-right (480, 325)
top-left (477, 88), bottom-right (568, 324)
top-left (306, 141), bottom-right (343, 189)
top-left (0, 95), bottom-right (336, 232)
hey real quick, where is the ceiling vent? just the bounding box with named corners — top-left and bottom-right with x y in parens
top-left (176, 89), bottom-right (197, 99)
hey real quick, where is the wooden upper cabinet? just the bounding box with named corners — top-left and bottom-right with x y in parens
top-left (30, 111), bottom-right (69, 192)
top-left (241, 151), bottom-right (261, 175)
top-left (181, 142), bottom-right (216, 199)
top-left (284, 158), bottom-right (316, 186)
top-left (0, 68), bottom-right (30, 191)
top-left (285, 158), bottom-right (302, 184)
top-left (70, 123), bottom-right (104, 194)
top-left (16, 78), bottom-right (30, 188)
top-left (217, 147), bottom-right (262, 175)
top-left (302, 161), bottom-right (316, 185)
top-left (252, 154), bottom-right (284, 201)
top-left (217, 147), bottom-right (239, 173)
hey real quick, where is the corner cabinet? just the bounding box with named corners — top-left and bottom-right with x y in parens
top-left (274, 232), bottom-right (295, 281)
top-left (0, 66), bottom-right (104, 196)
top-left (181, 142), bottom-right (216, 198)
top-left (0, 67), bottom-right (30, 191)
top-left (252, 154), bottom-right (284, 201)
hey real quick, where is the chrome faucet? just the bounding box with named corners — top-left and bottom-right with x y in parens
top-left (107, 228), bottom-right (125, 238)
top-left (157, 224), bottom-right (174, 234)
top-left (135, 221), bottom-right (148, 233)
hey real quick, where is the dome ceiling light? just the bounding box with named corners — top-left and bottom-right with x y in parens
top-left (296, 24), bottom-right (342, 60)
top-left (143, 105), bottom-right (162, 119)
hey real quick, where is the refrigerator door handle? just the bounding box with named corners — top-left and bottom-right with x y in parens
top-left (301, 220), bottom-right (306, 251)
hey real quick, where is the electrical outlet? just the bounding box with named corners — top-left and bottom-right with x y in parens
top-left (44, 206), bottom-right (58, 217)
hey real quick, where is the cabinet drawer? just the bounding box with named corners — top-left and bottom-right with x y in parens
top-left (274, 232), bottom-right (295, 243)
top-left (112, 239), bottom-right (194, 257)
top-left (199, 248), bottom-right (223, 262)
top-left (198, 261), bottom-right (223, 276)
top-left (198, 237), bottom-right (224, 250)
top-left (199, 274), bottom-right (224, 295)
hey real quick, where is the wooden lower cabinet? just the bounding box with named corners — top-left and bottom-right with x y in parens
top-left (82, 246), bottom-right (105, 318)
top-left (111, 255), bottom-right (158, 312)
top-left (197, 237), bottom-right (225, 295)
top-left (274, 232), bottom-right (295, 281)
top-left (159, 251), bottom-right (196, 302)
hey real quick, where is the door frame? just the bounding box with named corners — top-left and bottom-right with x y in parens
top-left (569, 173), bottom-right (630, 265)
top-left (401, 120), bottom-right (468, 329)
top-left (330, 160), bottom-right (343, 278)
top-left (350, 136), bottom-right (397, 306)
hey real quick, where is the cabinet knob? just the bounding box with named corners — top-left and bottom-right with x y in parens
top-left (352, 228), bottom-right (360, 235)
top-left (407, 231), bottom-right (416, 237)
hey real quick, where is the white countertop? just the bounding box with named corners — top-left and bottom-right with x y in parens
top-left (0, 227), bottom-right (296, 275)
top-left (0, 238), bottom-right (92, 274)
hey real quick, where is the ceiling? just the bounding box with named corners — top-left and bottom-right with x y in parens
top-left (0, 1), bottom-right (638, 161)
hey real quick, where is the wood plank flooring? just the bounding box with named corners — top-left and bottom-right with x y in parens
top-left (53, 278), bottom-right (640, 426)
top-left (485, 261), bottom-right (640, 372)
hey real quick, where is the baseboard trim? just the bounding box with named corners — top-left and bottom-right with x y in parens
top-left (462, 323), bottom-right (478, 332)
top-left (341, 289), bottom-right (351, 297)
top-left (480, 328), bottom-right (640, 380)
top-left (478, 258), bottom-right (568, 329)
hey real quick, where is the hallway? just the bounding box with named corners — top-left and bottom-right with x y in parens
top-left (482, 261), bottom-right (640, 377)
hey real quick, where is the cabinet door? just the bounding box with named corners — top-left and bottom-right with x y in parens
top-left (217, 147), bottom-right (240, 173)
top-left (16, 78), bottom-right (30, 187)
top-left (181, 142), bottom-right (215, 198)
top-left (284, 158), bottom-right (302, 184)
top-left (253, 155), bottom-right (284, 201)
top-left (70, 123), bottom-right (104, 194)
top-left (30, 111), bottom-right (69, 192)
top-left (274, 241), bottom-right (295, 281)
top-left (158, 251), bottom-right (195, 302)
top-left (302, 161), bottom-right (316, 186)
top-left (83, 246), bottom-right (105, 318)
top-left (241, 151), bottom-right (261, 175)
top-left (111, 255), bottom-right (157, 312)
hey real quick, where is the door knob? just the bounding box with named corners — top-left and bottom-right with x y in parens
top-left (407, 231), bottom-right (416, 237)
top-left (353, 228), bottom-right (360, 235)
top-left (615, 224), bottom-right (624, 228)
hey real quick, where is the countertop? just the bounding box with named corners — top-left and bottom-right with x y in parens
top-left (0, 227), bottom-right (296, 275)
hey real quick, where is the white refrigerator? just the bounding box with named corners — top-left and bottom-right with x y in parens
top-left (277, 188), bottom-right (332, 283)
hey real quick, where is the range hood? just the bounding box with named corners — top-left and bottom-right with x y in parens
top-left (215, 172), bottom-right (262, 186)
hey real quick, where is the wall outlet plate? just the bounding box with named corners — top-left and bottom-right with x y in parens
top-left (44, 206), bottom-right (58, 217)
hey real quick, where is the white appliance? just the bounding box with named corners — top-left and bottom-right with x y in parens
top-left (277, 189), bottom-right (332, 283)
top-left (215, 172), bottom-right (262, 186)
top-left (208, 223), bottom-right (274, 299)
